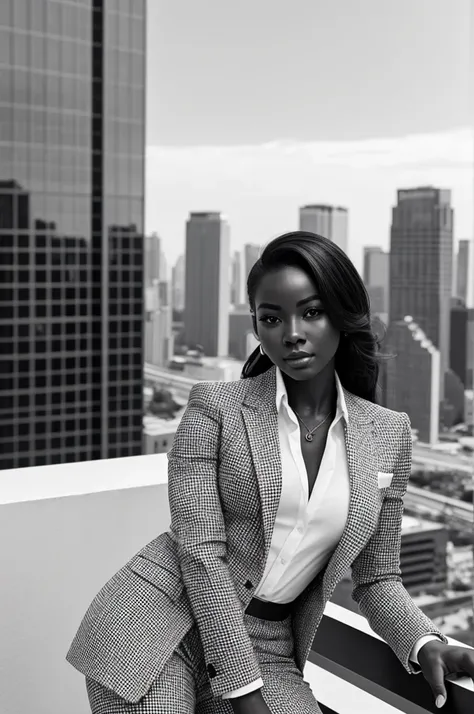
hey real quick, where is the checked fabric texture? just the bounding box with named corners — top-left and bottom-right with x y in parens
top-left (66, 365), bottom-right (447, 708)
top-left (85, 614), bottom-right (322, 713)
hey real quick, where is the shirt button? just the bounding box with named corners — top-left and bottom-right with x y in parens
top-left (281, 558), bottom-right (286, 565)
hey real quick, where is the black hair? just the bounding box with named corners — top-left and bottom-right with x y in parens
top-left (241, 231), bottom-right (387, 404)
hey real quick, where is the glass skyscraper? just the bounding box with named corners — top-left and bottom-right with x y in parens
top-left (0, 0), bottom-right (146, 469)
top-left (388, 187), bottom-right (453, 405)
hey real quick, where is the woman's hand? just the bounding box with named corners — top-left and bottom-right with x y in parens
top-left (228, 689), bottom-right (272, 714)
top-left (418, 639), bottom-right (474, 708)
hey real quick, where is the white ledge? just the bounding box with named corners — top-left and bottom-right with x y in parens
top-left (0, 454), bottom-right (169, 505)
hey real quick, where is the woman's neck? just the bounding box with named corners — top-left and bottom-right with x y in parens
top-left (282, 362), bottom-right (337, 419)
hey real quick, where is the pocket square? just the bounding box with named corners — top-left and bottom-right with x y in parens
top-left (377, 471), bottom-right (393, 488)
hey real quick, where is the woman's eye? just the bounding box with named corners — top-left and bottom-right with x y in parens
top-left (305, 307), bottom-right (323, 318)
top-left (259, 315), bottom-right (279, 325)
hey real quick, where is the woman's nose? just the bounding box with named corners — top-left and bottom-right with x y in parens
top-left (282, 318), bottom-right (305, 345)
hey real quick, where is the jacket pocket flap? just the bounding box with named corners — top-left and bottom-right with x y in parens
top-left (128, 555), bottom-right (184, 601)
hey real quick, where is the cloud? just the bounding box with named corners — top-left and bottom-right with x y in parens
top-left (145, 127), bottom-right (473, 271)
top-left (147, 127), bottom-right (472, 171)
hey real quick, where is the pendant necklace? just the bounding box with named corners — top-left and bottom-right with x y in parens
top-left (293, 409), bottom-right (332, 442)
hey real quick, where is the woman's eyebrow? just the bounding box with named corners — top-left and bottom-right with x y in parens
top-left (257, 294), bottom-right (320, 311)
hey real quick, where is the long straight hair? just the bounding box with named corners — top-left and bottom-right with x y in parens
top-left (241, 231), bottom-right (387, 404)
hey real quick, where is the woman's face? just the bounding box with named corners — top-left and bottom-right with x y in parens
top-left (253, 265), bottom-right (340, 381)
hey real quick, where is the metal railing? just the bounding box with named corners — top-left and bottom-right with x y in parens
top-left (312, 603), bottom-right (474, 714)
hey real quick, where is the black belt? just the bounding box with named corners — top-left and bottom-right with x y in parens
top-left (245, 597), bottom-right (294, 621)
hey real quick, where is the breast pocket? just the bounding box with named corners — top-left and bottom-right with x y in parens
top-left (127, 550), bottom-right (185, 602)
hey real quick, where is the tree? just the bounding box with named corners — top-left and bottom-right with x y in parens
top-left (148, 386), bottom-right (181, 418)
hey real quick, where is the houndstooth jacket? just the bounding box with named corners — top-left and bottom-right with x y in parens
top-left (66, 365), bottom-right (447, 703)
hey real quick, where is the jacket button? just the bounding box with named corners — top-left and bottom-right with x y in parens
top-left (244, 580), bottom-right (253, 589)
top-left (207, 663), bottom-right (217, 678)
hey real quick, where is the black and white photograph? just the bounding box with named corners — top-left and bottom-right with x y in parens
top-left (0, 1), bottom-right (474, 713)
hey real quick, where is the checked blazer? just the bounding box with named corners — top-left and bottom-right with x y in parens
top-left (66, 365), bottom-right (447, 703)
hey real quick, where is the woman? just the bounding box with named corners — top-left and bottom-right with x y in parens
top-left (67, 231), bottom-right (474, 713)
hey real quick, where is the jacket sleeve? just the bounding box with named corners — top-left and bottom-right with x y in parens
top-left (167, 383), bottom-right (262, 698)
top-left (350, 412), bottom-right (448, 673)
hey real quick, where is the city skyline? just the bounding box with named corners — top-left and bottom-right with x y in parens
top-left (145, 0), bottom-right (472, 273)
top-left (147, 128), bottom-right (472, 275)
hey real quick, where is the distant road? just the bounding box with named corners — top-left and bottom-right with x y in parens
top-left (412, 445), bottom-right (472, 475)
top-left (144, 363), bottom-right (196, 401)
top-left (405, 484), bottom-right (472, 527)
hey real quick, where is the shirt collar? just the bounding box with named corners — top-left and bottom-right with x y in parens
top-left (275, 366), bottom-right (349, 424)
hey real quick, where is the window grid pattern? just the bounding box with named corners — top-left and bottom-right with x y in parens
top-left (0, 0), bottom-right (145, 469)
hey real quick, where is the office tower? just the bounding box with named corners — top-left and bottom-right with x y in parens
top-left (456, 239), bottom-right (470, 304)
top-left (399, 516), bottom-right (448, 596)
top-left (363, 246), bottom-right (389, 320)
top-left (450, 298), bottom-right (469, 386)
top-left (184, 212), bottom-right (230, 356)
top-left (467, 237), bottom-right (474, 308)
top-left (331, 514), bottom-right (447, 611)
top-left (145, 280), bottom-right (173, 368)
top-left (228, 306), bottom-right (255, 360)
top-left (0, 2), bottom-right (146, 470)
top-left (145, 233), bottom-right (161, 287)
top-left (465, 391), bottom-right (474, 428)
top-left (467, 309), bottom-right (474, 389)
top-left (389, 187), bottom-right (453, 402)
top-left (385, 317), bottom-right (440, 444)
top-left (159, 247), bottom-right (168, 282)
top-left (244, 243), bottom-right (260, 297)
top-left (230, 251), bottom-right (242, 306)
top-left (444, 368), bottom-right (465, 426)
top-left (299, 205), bottom-right (348, 253)
top-left (171, 254), bottom-right (185, 312)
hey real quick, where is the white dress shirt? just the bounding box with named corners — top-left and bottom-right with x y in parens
top-left (222, 369), bottom-right (439, 700)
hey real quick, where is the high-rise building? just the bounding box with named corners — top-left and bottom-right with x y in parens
top-left (230, 251), bottom-right (242, 306)
top-left (467, 309), bottom-right (474, 390)
top-left (398, 516), bottom-right (448, 596)
top-left (171, 254), bottom-right (185, 312)
top-left (363, 246), bottom-right (389, 320)
top-left (0, 2), bottom-right (146, 470)
top-left (331, 515), bottom-right (448, 611)
top-left (244, 243), bottom-right (260, 294)
top-left (465, 391), bottom-right (474, 429)
top-left (467, 236), bottom-right (474, 308)
top-left (389, 187), bottom-right (453, 402)
top-left (299, 205), bottom-right (348, 253)
top-left (455, 239), bottom-right (471, 304)
top-left (145, 233), bottom-right (161, 287)
top-left (228, 305), bottom-right (254, 360)
top-left (145, 280), bottom-right (173, 368)
top-left (385, 317), bottom-right (440, 444)
top-left (450, 298), bottom-right (469, 387)
top-left (159, 247), bottom-right (168, 282)
top-left (184, 212), bottom-right (230, 356)
top-left (444, 368), bottom-right (466, 426)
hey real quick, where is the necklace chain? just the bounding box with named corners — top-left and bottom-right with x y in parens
top-left (292, 409), bottom-right (332, 442)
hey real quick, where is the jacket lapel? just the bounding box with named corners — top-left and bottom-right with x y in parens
top-left (322, 390), bottom-right (379, 598)
top-left (241, 367), bottom-right (282, 563)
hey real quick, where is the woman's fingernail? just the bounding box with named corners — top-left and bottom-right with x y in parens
top-left (436, 694), bottom-right (446, 708)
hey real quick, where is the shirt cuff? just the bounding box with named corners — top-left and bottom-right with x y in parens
top-left (410, 635), bottom-right (443, 665)
top-left (221, 678), bottom-right (264, 699)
